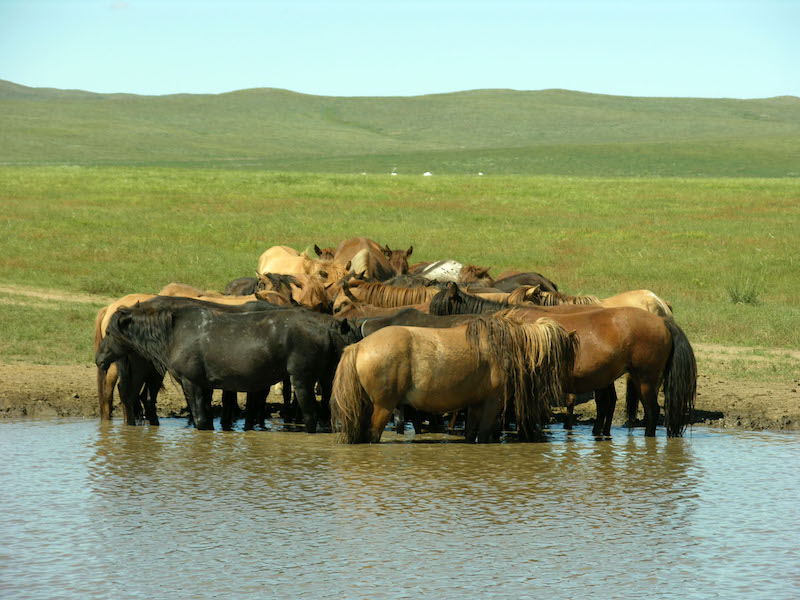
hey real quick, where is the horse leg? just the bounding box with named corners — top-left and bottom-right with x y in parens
top-left (448, 410), bottom-right (459, 434)
top-left (142, 368), bottom-right (161, 426)
top-left (394, 406), bottom-right (405, 434)
top-left (318, 376), bottom-right (333, 427)
top-left (368, 405), bottom-right (393, 443)
top-left (639, 379), bottom-right (660, 437)
top-left (564, 393), bottom-right (575, 430)
top-left (427, 412), bottom-right (445, 434)
top-left (117, 357), bottom-right (144, 426)
top-left (244, 392), bottom-right (258, 431)
top-left (182, 381), bottom-right (214, 430)
top-left (602, 384), bottom-right (618, 437)
top-left (279, 377), bottom-right (292, 420)
top-left (291, 376), bottom-right (319, 434)
top-left (98, 363), bottom-right (117, 421)
top-left (475, 400), bottom-right (501, 444)
top-left (220, 390), bottom-right (237, 431)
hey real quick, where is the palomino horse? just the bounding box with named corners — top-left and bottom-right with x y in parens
top-left (332, 237), bottom-right (412, 281)
top-left (331, 312), bottom-right (577, 443)
top-left (430, 284), bottom-right (696, 437)
top-left (257, 245), bottom-right (347, 287)
top-left (527, 286), bottom-right (674, 317)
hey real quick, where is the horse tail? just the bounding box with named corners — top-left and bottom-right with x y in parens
top-left (331, 343), bottom-right (371, 443)
top-left (94, 306), bottom-right (113, 420)
top-left (662, 318), bottom-right (697, 437)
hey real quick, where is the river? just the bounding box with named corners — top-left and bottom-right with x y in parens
top-left (1, 419), bottom-right (797, 599)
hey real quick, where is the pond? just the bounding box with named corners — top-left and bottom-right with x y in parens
top-left (1, 419), bottom-right (797, 599)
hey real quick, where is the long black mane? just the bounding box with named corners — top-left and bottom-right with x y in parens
top-left (429, 284), bottom-right (509, 316)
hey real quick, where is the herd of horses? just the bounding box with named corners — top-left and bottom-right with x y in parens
top-left (94, 236), bottom-right (697, 443)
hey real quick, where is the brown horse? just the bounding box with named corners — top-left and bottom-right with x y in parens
top-left (459, 264), bottom-right (495, 287)
top-left (257, 272), bottom-right (332, 312)
top-left (332, 237), bottom-right (412, 281)
top-left (314, 244), bottom-right (336, 261)
top-left (332, 279), bottom-right (440, 314)
top-left (430, 285), bottom-right (696, 437)
top-left (528, 287), bottom-right (674, 317)
top-left (331, 312), bottom-right (577, 443)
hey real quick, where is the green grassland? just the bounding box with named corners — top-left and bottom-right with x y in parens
top-left (2, 80), bottom-right (799, 177)
top-left (1, 82), bottom-right (798, 372)
top-left (1, 167), bottom-right (798, 369)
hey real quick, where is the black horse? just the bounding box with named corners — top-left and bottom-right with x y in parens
top-left (97, 297), bottom-right (360, 431)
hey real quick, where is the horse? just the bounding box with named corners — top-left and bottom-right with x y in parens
top-left (527, 287), bottom-right (674, 317)
top-left (332, 279), bottom-right (440, 314)
top-left (429, 284), bottom-right (696, 437)
top-left (494, 271), bottom-right (559, 293)
top-left (224, 276), bottom-right (263, 296)
top-left (416, 260), bottom-right (463, 282)
top-left (313, 244), bottom-right (336, 261)
top-left (331, 312), bottom-right (577, 443)
top-left (459, 264), bottom-right (495, 288)
top-left (158, 282), bottom-right (223, 297)
top-left (332, 237), bottom-right (412, 281)
top-left (99, 299), bottom-right (361, 432)
top-left (257, 272), bottom-right (333, 313)
top-left (95, 293), bottom-right (295, 426)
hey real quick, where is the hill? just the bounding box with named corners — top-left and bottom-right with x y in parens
top-left (1, 80), bottom-right (799, 176)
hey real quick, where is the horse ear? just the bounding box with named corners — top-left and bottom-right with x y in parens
top-left (383, 244), bottom-right (392, 257)
top-left (448, 282), bottom-right (458, 298)
top-left (407, 245), bottom-right (413, 257)
top-left (345, 260), bottom-right (352, 271)
top-left (314, 244), bottom-right (322, 256)
top-left (339, 319), bottom-right (351, 334)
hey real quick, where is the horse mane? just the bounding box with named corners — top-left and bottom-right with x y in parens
top-left (429, 284), bottom-right (509, 316)
top-left (349, 281), bottom-right (439, 308)
top-left (260, 273), bottom-right (299, 295)
top-left (534, 289), bottom-right (600, 306)
top-left (460, 264), bottom-right (494, 286)
top-left (107, 305), bottom-right (176, 377)
top-left (465, 309), bottom-right (577, 436)
top-left (348, 248), bottom-right (373, 279)
top-left (383, 274), bottom-right (444, 288)
top-left (507, 286), bottom-right (536, 305)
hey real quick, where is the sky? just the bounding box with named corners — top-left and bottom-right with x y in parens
top-left (1, 0), bottom-right (798, 99)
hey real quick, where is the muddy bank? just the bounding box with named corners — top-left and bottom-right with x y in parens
top-left (1, 361), bottom-right (797, 431)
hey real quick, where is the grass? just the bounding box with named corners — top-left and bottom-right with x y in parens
top-left (726, 274), bottom-right (763, 305)
top-left (2, 81), bottom-right (799, 177)
top-left (1, 166), bottom-right (798, 367)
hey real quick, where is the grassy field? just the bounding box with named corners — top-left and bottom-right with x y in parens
top-left (1, 166), bottom-right (798, 372)
top-left (2, 80), bottom-right (799, 177)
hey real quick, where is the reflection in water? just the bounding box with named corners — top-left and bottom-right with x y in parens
top-left (1, 420), bottom-right (797, 599)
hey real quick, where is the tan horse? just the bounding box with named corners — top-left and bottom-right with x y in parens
top-left (331, 312), bottom-right (577, 443)
top-left (332, 279), bottom-right (440, 314)
top-left (332, 237), bottom-right (413, 281)
top-left (527, 287), bottom-right (673, 317)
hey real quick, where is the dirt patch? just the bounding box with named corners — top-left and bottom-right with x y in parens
top-left (2, 360), bottom-right (798, 431)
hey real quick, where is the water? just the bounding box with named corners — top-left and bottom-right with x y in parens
top-left (1, 419), bottom-right (798, 600)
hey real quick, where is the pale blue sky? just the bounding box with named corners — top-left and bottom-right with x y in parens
top-left (1, 0), bottom-right (797, 98)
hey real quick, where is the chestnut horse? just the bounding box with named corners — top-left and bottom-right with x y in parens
top-left (331, 312), bottom-right (577, 443)
top-left (332, 279), bottom-right (440, 314)
top-left (332, 237), bottom-right (412, 281)
top-left (430, 285), bottom-right (696, 437)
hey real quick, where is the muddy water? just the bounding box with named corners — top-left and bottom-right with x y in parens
top-left (1, 420), bottom-right (798, 600)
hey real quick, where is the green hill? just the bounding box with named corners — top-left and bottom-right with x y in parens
top-left (1, 79), bottom-right (799, 176)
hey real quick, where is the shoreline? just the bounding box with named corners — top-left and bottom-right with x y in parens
top-left (1, 362), bottom-right (797, 432)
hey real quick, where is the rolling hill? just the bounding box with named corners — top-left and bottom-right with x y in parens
top-left (1, 79), bottom-right (798, 176)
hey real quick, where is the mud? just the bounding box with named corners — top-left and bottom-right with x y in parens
top-left (2, 360), bottom-right (797, 431)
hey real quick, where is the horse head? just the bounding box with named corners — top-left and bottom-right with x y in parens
top-left (382, 244), bottom-right (413, 276)
top-left (314, 244), bottom-right (336, 261)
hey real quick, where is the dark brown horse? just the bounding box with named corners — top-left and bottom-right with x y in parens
top-left (430, 285), bottom-right (696, 437)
